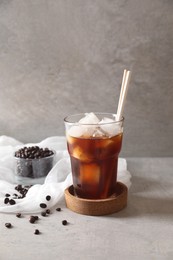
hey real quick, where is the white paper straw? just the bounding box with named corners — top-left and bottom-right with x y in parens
top-left (117, 69), bottom-right (127, 118)
top-left (116, 70), bottom-right (131, 121)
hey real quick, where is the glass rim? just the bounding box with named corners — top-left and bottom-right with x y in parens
top-left (64, 112), bottom-right (124, 125)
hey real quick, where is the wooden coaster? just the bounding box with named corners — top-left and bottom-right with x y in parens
top-left (64, 182), bottom-right (128, 216)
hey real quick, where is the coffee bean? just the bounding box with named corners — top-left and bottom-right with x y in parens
top-left (4, 197), bottom-right (9, 204)
top-left (5, 223), bottom-right (12, 228)
top-left (56, 207), bottom-right (61, 212)
top-left (15, 184), bottom-right (22, 191)
top-left (29, 216), bottom-right (39, 223)
top-left (41, 211), bottom-right (46, 217)
top-left (62, 220), bottom-right (68, 226)
top-left (46, 209), bottom-right (50, 214)
top-left (34, 229), bottom-right (40, 235)
top-left (40, 203), bottom-right (47, 209)
top-left (9, 199), bottom-right (16, 205)
top-left (16, 213), bottom-right (21, 218)
top-left (29, 216), bottom-right (36, 224)
top-left (5, 193), bottom-right (10, 197)
top-left (46, 195), bottom-right (51, 201)
top-left (14, 184), bottom-right (31, 199)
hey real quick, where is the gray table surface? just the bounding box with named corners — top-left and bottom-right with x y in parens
top-left (0, 158), bottom-right (173, 260)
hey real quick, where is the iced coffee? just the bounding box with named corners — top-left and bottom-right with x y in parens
top-left (64, 112), bottom-right (124, 200)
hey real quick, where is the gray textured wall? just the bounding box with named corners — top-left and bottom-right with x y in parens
top-left (0, 0), bottom-right (173, 157)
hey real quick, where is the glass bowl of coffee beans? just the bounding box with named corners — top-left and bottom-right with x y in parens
top-left (14, 146), bottom-right (55, 182)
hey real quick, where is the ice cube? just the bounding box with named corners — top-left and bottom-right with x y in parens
top-left (78, 113), bottom-right (100, 136)
top-left (92, 127), bottom-right (106, 137)
top-left (68, 125), bottom-right (95, 138)
top-left (72, 146), bottom-right (90, 162)
top-left (82, 125), bottom-right (96, 137)
top-left (80, 163), bottom-right (100, 185)
top-left (99, 117), bottom-right (122, 136)
top-left (79, 112), bottom-right (100, 124)
top-left (67, 125), bottom-right (84, 138)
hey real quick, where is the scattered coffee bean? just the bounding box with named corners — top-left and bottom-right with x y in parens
top-left (15, 184), bottom-right (22, 190)
top-left (5, 223), bottom-right (12, 228)
top-left (40, 203), bottom-right (47, 209)
top-left (41, 211), bottom-right (47, 217)
top-left (46, 195), bottom-right (51, 201)
top-left (5, 193), bottom-right (10, 197)
top-left (34, 229), bottom-right (40, 235)
top-left (4, 197), bottom-right (9, 204)
top-left (14, 184), bottom-right (31, 199)
top-left (34, 216), bottom-right (39, 220)
top-left (9, 199), bottom-right (16, 205)
top-left (29, 216), bottom-right (36, 224)
top-left (56, 207), bottom-right (61, 212)
top-left (16, 213), bottom-right (21, 218)
top-left (46, 209), bottom-right (50, 214)
top-left (62, 220), bottom-right (68, 226)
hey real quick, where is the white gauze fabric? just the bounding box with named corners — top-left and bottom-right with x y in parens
top-left (0, 136), bottom-right (131, 214)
